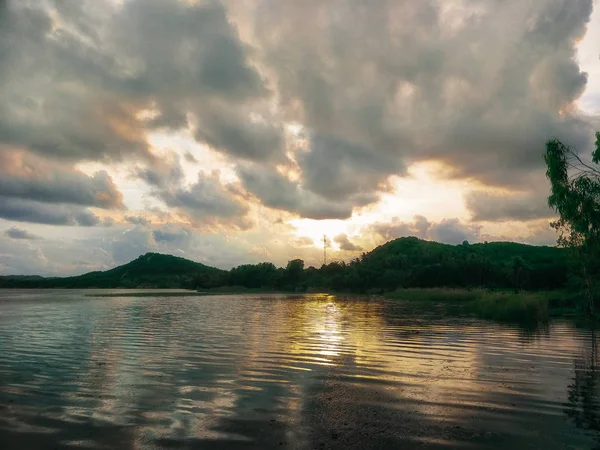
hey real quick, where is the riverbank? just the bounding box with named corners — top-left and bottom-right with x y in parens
top-left (385, 288), bottom-right (581, 323)
top-left (84, 286), bottom-right (582, 324)
top-left (85, 287), bottom-right (310, 298)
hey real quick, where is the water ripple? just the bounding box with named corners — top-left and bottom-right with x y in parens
top-left (0, 290), bottom-right (599, 449)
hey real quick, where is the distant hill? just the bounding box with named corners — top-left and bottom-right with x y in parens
top-left (0, 275), bottom-right (46, 280)
top-left (0, 253), bottom-right (224, 289)
top-left (0, 238), bottom-right (570, 291)
top-left (355, 237), bottom-right (567, 291)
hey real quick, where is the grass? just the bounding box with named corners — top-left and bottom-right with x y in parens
top-left (469, 292), bottom-right (548, 324)
top-left (385, 288), bottom-right (483, 303)
top-left (386, 288), bottom-right (557, 323)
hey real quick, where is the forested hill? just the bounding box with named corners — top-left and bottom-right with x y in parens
top-left (0, 252), bottom-right (225, 288)
top-left (194, 238), bottom-right (569, 292)
top-left (0, 237), bottom-right (569, 291)
top-left (353, 238), bottom-right (568, 292)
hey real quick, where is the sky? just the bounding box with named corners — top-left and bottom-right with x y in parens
top-left (0, 0), bottom-right (599, 276)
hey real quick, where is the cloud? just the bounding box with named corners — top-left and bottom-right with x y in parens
top-left (124, 215), bottom-right (151, 227)
top-left (1, 0), bottom-right (595, 227)
top-left (0, 243), bottom-right (50, 275)
top-left (160, 171), bottom-right (249, 226)
top-left (110, 0), bottom-right (276, 164)
top-left (465, 190), bottom-right (555, 222)
top-left (368, 215), bottom-right (480, 245)
top-left (243, 0), bottom-right (594, 197)
top-left (0, 2), bottom-right (150, 162)
top-left (334, 233), bottom-right (363, 252)
top-left (428, 218), bottom-right (481, 245)
top-left (0, 149), bottom-right (124, 209)
top-left (0, 0), bottom-right (276, 169)
top-left (153, 226), bottom-right (191, 244)
top-left (134, 155), bottom-right (250, 227)
top-left (369, 215), bottom-right (431, 241)
top-left (184, 152), bottom-right (198, 164)
top-left (0, 197), bottom-right (101, 226)
top-left (299, 133), bottom-right (400, 202)
top-left (0, 0), bottom-right (597, 275)
top-left (293, 236), bottom-right (315, 247)
top-left (237, 164), bottom-right (367, 219)
top-left (194, 106), bottom-right (285, 163)
top-left (110, 226), bottom-right (156, 264)
top-left (5, 226), bottom-right (39, 240)
top-left (479, 219), bottom-right (558, 247)
top-left (134, 156), bottom-right (184, 188)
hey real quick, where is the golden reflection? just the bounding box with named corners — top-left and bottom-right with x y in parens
top-left (7, 293), bottom-right (592, 448)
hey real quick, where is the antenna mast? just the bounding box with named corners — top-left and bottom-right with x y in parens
top-left (323, 234), bottom-right (327, 266)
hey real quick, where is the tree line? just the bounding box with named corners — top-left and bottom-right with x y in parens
top-left (192, 238), bottom-right (569, 294)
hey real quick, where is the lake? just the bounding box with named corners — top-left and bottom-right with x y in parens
top-left (0, 290), bottom-right (598, 449)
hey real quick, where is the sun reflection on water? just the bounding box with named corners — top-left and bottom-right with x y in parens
top-left (0, 292), bottom-right (598, 449)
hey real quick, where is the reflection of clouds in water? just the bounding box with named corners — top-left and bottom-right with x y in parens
top-left (0, 292), bottom-right (599, 449)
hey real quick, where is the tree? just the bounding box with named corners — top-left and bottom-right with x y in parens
top-left (509, 256), bottom-right (527, 292)
top-left (544, 133), bottom-right (600, 314)
top-left (284, 259), bottom-right (304, 288)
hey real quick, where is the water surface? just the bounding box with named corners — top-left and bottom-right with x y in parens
top-left (0, 290), bottom-right (599, 449)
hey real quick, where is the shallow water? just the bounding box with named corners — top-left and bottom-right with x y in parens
top-left (0, 290), bottom-right (599, 449)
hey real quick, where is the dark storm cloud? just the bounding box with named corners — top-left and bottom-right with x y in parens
top-left (0, 197), bottom-right (101, 226)
top-left (113, 0), bottom-right (265, 101)
top-left (0, 0), bottom-right (277, 165)
top-left (194, 107), bottom-right (285, 163)
top-left (153, 227), bottom-right (191, 244)
top-left (0, 0), bottom-right (596, 226)
top-left (0, 150), bottom-right (124, 209)
top-left (244, 0), bottom-right (594, 205)
top-left (134, 155), bottom-right (250, 227)
top-left (465, 190), bottom-right (555, 222)
top-left (334, 234), bottom-right (363, 252)
top-left (5, 226), bottom-right (39, 240)
top-left (298, 134), bottom-right (400, 201)
top-left (124, 215), bottom-right (151, 227)
top-left (160, 172), bottom-right (249, 225)
top-left (368, 215), bottom-right (480, 245)
top-left (134, 159), bottom-right (183, 189)
top-left (110, 0), bottom-right (283, 163)
top-left (75, 211), bottom-right (102, 227)
top-left (237, 164), bottom-right (361, 220)
top-left (0, 2), bottom-right (150, 162)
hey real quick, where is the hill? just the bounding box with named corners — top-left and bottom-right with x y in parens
top-left (0, 237), bottom-right (570, 292)
top-left (352, 237), bottom-right (567, 291)
top-left (190, 237), bottom-right (569, 292)
top-left (0, 253), bottom-right (224, 289)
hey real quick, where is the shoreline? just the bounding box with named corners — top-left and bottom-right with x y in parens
top-left (384, 288), bottom-right (582, 323)
top-left (6, 286), bottom-right (587, 322)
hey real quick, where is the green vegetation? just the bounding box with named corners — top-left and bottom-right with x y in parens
top-left (0, 235), bottom-right (584, 322)
top-left (0, 253), bottom-right (225, 289)
top-left (470, 292), bottom-right (549, 324)
top-left (386, 288), bottom-right (554, 324)
top-left (0, 238), bottom-right (569, 297)
top-left (385, 288), bottom-right (482, 303)
top-left (3, 136), bottom-right (599, 325)
top-left (544, 134), bottom-right (600, 315)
